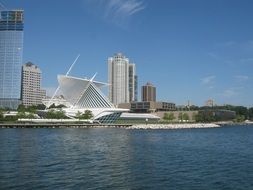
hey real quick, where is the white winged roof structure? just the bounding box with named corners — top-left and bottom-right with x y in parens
top-left (57, 74), bottom-right (127, 123)
top-left (58, 75), bottom-right (114, 108)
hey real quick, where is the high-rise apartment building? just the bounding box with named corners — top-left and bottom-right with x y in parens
top-left (108, 53), bottom-right (138, 105)
top-left (108, 53), bottom-right (129, 105)
top-left (0, 10), bottom-right (24, 109)
top-left (21, 62), bottom-right (46, 107)
top-left (142, 82), bottom-right (156, 102)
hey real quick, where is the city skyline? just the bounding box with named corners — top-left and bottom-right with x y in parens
top-left (2, 0), bottom-right (253, 107)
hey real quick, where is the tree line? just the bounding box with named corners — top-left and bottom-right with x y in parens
top-left (0, 104), bottom-right (93, 122)
top-left (163, 105), bottom-right (253, 122)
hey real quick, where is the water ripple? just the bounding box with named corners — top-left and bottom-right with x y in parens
top-left (0, 126), bottom-right (253, 189)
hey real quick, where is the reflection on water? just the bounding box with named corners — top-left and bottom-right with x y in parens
top-left (0, 126), bottom-right (253, 189)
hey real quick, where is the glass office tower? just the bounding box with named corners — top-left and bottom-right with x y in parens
top-left (0, 10), bottom-right (24, 109)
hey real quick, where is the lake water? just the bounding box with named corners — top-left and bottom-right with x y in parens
top-left (0, 125), bottom-right (253, 190)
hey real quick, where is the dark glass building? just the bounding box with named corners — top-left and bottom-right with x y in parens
top-left (134, 75), bottom-right (138, 101)
top-left (129, 63), bottom-right (138, 102)
top-left (0, 10), bottom-right (24, 109)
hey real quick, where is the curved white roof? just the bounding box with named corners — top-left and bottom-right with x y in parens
top-left (120, 113), bottom-right (160, 119)
top-left (58, 75), bottom-right (114, 109)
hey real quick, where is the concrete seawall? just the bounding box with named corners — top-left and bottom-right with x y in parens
top-left (0, 123), bottom-right (132, 128)
top-left (0, 123), bottom-right (224, 129)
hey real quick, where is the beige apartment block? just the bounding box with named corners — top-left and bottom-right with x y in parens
top-left (21, 62), bottom-right (46, 107)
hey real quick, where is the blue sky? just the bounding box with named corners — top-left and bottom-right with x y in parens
top-left (2, 0), bottom-right (253, 106)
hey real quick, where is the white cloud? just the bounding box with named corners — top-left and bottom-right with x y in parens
top-left (105, 0), bottom-right (145, 16)
top-left (217, 41), bottom-right (236, 47)
top-left (207, 52), bottom-right (219, 59)
top-left (114, 0), bottom-right (145, 16)
top-left (201, 75), bottom-right (216, 85)
top-left (234, 75), bottom-right (249, 82)
top-left (240, 58), bottom-right (253, 63)
top-left (207, 86), bottom-right (214, 90)
top-left (222, 89), bottom-right (236, 97)
top-left (207, 52), bottom-right (233, 66)
top-left (84, 0), bottom-right (146, 26)
top-left (219, 86), bottom-right (244, 98)
top-left (220, 88), bottom-right (239, 98)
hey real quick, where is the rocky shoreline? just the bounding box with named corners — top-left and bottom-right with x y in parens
top-left (127, 123), bottom-right (220, 129)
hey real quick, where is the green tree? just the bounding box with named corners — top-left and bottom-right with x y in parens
top-left (48, 103), bottom-right (56, 109)
top-left (195, 113), bottom-right (203, 122)
top-left (201, 105), bottom-right (248, 120)
top-left (17, 104), bottom-right (37, 114)
top-left (182, 113), bottom-right (190, 121)
top-left (195, 111), bottom-right (216, 122)
top-left (49, 104), bottom-right (66, 109)
top-left (0, 110), bottom-right (4, 121)
top-left (76, 111), bottom-right (82, 119)
top-left (234, 115), bottom-right (245, 122)
top-left (36, 104), bottom-right (46, 110)
top-left (45, 110), bottom-right (54, 119)
top-left (56, 104), bottom-right (67, 108)
top-left (26, 105), bottom-right (37, 113)
top-left (189, 106), bottom-right (200, 111)
top-left (163, 112), bottom-right (175, 121)
top-left (234, 106), bottom-right (248, 117)
top-left (55, 110), bottom-right (67, 119)
top-left (192, 112), bottom-right (197, 121)
top-left (45, 109), bottom-right (67, 119)
top-left (178, 112), bottom-right (183, 121)
top-left (27, 113), bottom-right (36, 119)
top-left (17, 111), bottom-right (25, 118)
top-left (248, 107), bottom-right (253, 120)
top-left (168, 112), bottom-right (175, 121)
top-left (76, 110), bottom-right (93, 120)
top-left (17, 104), bottom-right (26, 112)
top-left (17, 112), bottom-right (36, 119)
top-left (163, 113), bottom-right (169, 120)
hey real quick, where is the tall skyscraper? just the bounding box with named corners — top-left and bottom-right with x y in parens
top-left (21, 62), bottom-right (46, 107)
top-left (134, 75), bottom-right (138, 101)
top-left (108, 53), bottom-right (138, 105)
top-left (108, 53), bottom-right (129, 105)
top-left (129, 63), bottom-right (138, 102)
top-left (0, 10), bottom-right (24, 109)
top-left (142, 82), bottom-right (156, 102)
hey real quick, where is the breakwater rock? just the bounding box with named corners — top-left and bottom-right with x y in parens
top-left (127, 123), bottom-right (220, 130)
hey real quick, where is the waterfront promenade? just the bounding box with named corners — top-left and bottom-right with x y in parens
top-left (0, 123), bottom-right (132, 128)
top-left (0, 123), bottom-right (222, 129)
top-left (2, 122), bottom-right (253, 129)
